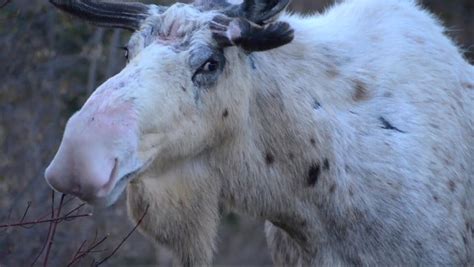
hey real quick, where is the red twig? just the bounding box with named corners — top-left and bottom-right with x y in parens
top-left (19, 201), bottom-right (31, 223)
top-left (0, 213), bottom-right (92, 229)
top-left (12, 191), bottom-right (92, 266)
top-left (70, 239), bottom-right (88, 263)
top-left (36, 195), bottom-right (76, 221)
top-left (95, 204), bottom-right (150, 266)
top-left (43, 193), bottom-right (66, 267)
top-left (31, 191), bottom-right (56, 266)
top-left (1, 190), bottom-right (143, 265)
top-left (67, 235), bottom-right (109, 267)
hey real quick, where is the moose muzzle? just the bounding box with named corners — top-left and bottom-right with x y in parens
top-left (45, 84), bottom-right (142, 205)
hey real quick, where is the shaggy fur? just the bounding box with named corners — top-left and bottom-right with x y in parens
top-left (50, 0), bottom-right (473, 265)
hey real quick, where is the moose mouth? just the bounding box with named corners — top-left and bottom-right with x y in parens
top-left (84, 158), bottom-right (153, 207)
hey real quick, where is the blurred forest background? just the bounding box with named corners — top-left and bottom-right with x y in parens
top-left (0, 0), bottom-right (472, 266)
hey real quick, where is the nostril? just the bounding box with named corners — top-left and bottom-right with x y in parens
top-left (45, 166), bottom-right (77, 195)
top-left (96, 158), bottom-right (119, 198)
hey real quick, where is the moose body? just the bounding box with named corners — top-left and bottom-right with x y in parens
top-left (45, 0), bottom-right (473, 265)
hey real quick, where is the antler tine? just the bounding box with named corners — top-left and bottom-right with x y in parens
top-left (49, 0), bottom-right (163, 31)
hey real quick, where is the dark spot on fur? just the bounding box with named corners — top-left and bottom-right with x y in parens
top-left (307, 164), bottom-right (321, 187)
top-left (429, 123), bottom-right (440, 129)
top-left (348, 256), bottom-right (363, 266)
top-left (181, 86), bottom-right (186, 92)
top-left (365, 225), bottom-right (373, 235)
top-left (326, 67), bottom-right (340, 78)
top-left (323, 159), bottom-right (330, 171)
top-left (387, 181), bottom-right (402, 191)
top-left (415, 240), bottom-right (424, 251)
top-left (329, 184), bottom-right (336, 193)
top-left (462, 82), bottom-right (473, 90)
top-left (222, 109), bottom-right (229, 118)
top-left (353, 81), bottom-right (370, 101)
top-left (448, 180), bottom-right (456, 192)
top-left (265, 153), bottom-right (275, 165)
top-left (379, 117), bottom-right (406, 133)
top-left (345, 165), bottom-right (351, 173)
top-left (289, 152), bottom-right (295, 160)
top-left (310, 138), bottom-right (316, 146)
top-left (349, 186), bottom-right (354, 197)
top-left (313, 99), bottom-right (321, 109)
top-left (433, 195), bottom-right (439, 202)
top-left (383, 91), bottom-right (393, 98)
top-left (444, 158), bottom-right (453, 166)
top-left (249, 55), bottom-right (257, 69)
top-left (463, 235), bottom-right (468, 245)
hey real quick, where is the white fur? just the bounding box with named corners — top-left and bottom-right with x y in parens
top-left (51, 0), bottom-right (474, 265)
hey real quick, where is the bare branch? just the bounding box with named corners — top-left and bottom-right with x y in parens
top-left (0, 213), bottom-right (92, 229)
top-left (43, 193), bottom-right (66, 267)
top-left (1, 190), bottom-right (144, 265)
top-left (31, 191), bottom-right (56, 267)
top-left (95, 204), bottom-right (150, 266)
top-left (67, 235), bottom-right (109, 267)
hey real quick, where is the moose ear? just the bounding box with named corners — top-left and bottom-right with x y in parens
top-left (211, 16), bottom-right (294, 52)
top-left (227, 0), bottom-right (290, 25)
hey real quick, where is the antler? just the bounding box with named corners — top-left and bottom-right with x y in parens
top-left (49, 0), bottom-right (162, 31)
top-left (226, 0), bottom-right (290, 25)
top-left (210, 0), bottom-right (294, 52)
top-left (211, 15), bottom-right (293, 52)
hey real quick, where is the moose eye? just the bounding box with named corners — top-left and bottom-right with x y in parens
top-left (124, 49), bottom-right (129, 60)
top-left (119, 46), bottom-right (130, 60)
top-left (200, 59), bottom-right (219, 73)
top-left (190, 50), bottom-right (225, 87)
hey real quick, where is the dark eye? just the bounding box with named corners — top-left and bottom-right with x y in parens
top-left (191, 52), bottom-right (225, 87)
top-left (119, 46), bottom-right (129, 60)
top-left (124, 49), bottom-right (129, 60)
top-left (200, 59), bottom-right (219, 73)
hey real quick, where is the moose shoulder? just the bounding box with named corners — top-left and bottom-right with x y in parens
top-left (45, 0), bottom-right (473, 265)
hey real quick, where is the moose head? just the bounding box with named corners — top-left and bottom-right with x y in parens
top-left (45, 0), bottom-right (294, 207)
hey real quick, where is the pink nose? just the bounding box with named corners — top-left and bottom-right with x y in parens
top-left (44, 111), bottom-right (124, 200)
top-left (44, 145), bottom-right (118, 200)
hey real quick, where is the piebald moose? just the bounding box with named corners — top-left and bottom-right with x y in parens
top-left (45, 0), bottom-right (473, 265)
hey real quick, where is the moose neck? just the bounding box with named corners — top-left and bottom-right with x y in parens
top-left (213, 14), bottom-right (354, 249)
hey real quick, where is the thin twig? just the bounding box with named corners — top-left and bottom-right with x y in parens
top-left (18, 201), bottom-right (34, 229)
top-left (19, 201), bottom-right (31, 223)
top-left (69, 239), bottom-right (88, 265)
top-left (67, 235), bottom-right (109, 267)
top-left (63, 203), bottom-right (86, 221)
top-left (31, 191), bottom-right (56, 266)
top-left (43, 193), bottom-right (66, 267)
top-left (95, 205), bottom-right (150, 266)
top-left (34, 195), bottom-right (76, 222)
top-left (0, 212), bottom-right (92, 228)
